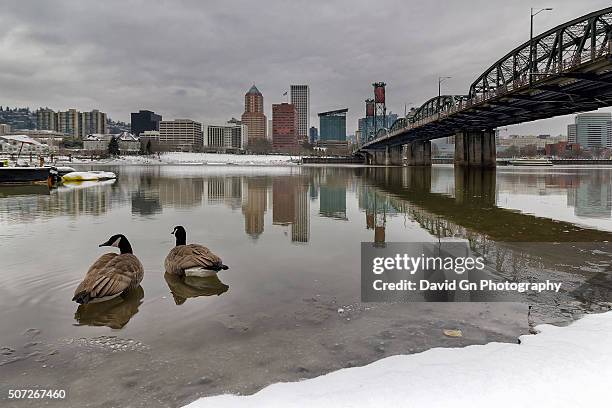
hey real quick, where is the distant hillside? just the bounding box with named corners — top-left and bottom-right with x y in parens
top-left (0, 106), bottom-right (36, 129)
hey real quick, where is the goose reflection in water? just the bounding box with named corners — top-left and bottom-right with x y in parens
top-left (73, 285), bottom-right (144, 329)
top-left (164, 272), bottom-right (229, 305)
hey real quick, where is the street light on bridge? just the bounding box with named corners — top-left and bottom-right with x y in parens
top-left (438, 76), bottom-right (452, 99)
top-left (530, 7), bottom-right (553, 86)
top-left (438, 76), bottom-right (451, 116)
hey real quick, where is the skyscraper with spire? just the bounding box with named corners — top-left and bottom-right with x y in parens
top-left (241, 85), bottom-right (267, 143)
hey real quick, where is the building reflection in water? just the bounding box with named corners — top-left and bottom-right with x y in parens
top-left (271, 176), bottom-right (310, 243)
top-left (206, 177), bottom-right (242, 209)
top-left (131, 173), bottom-right (162, 216)
top-left (160, 178), bottom-right (204, 208)
top-left (567, 173), bottom-right (611, 218)
top-left (292, 181), bottom-right (310, 243)
top-left (3, 166), bottom-right (611, 244)
top-left (272, 177), bottom-right (295, 226)
top-left (0, 180), bottom-right (121, 224)
top-left (320, 185), bottom-right (347, 220)
top-left (497, 169), bottom-right (612, 220)
top-left (358, 180), bottom-right (404, 247)
top-left (242, 177), bottom-right (268, 239)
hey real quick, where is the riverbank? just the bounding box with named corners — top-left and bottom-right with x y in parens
top-left (56, 152), bottom-right (302, 166)
top-left (185, 310), bottom-right (612, 408)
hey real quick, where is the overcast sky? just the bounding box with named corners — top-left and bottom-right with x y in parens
top-left (0, 0), bottom-right (610, 136)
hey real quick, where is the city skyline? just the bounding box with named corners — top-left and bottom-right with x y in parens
top-left (0, 1), bottom-right (611, 136)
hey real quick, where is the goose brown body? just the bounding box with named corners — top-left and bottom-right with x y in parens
top-left (72, 235), bottom-right (144, 304)
top-left (164, 244), bottom-right (226, 276)
top-left (165, 226), bottom-right (228, 276)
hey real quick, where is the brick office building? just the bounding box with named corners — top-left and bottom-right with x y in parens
top-left (272, 103), bottom-right (298, 150)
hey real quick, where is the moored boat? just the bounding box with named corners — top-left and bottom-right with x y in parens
top-left (62, 171), bottom-right (117, 182)
top-left (0, 167), bottom-right (53, 184)
top-left (55, 166), bottom-right (76, 176)
top-left (0, 134), bottom-right (61, 185)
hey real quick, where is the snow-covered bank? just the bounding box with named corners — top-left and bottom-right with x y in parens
top-left (57, 152), bottom-right (301, 166)
top-left (185, 311), bottom-right (612, 408)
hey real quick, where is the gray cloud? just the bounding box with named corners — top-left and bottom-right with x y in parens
top-left (0, 0), bottom-right (610, 135)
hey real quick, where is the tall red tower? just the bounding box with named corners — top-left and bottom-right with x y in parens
top-left (372, 82), bottom-right (386, 137)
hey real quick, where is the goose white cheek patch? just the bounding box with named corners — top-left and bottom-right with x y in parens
top-left (111, 237), bottom-right (121, 248)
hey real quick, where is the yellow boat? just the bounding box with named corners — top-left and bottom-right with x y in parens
top-left (62, 171), bottom-right (117, 182)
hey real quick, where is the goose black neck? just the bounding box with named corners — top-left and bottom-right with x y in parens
top-left (175, 232), bottom-right (186, 246)
top-left (119, 239), bottom-right (133, 254)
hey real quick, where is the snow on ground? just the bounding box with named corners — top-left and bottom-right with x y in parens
top-left (57, 153), bottom-right (301, 166)
top-left (185, 311), bottom-right (612, 408)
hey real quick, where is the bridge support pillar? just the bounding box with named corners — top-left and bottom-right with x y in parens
top-left (362, 152), bottom-right (371, 165)
top-left (406, 140), bottom-right (431, 166)
top-left (370, 150), bottom-right (386, 165)
top-left (385, 145), bottom-right (404, 166)
top-left (454, 129), bottom-right (496, 168)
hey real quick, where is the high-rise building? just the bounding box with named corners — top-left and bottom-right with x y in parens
top-left (36, 108), bottom-right (108, 139)
top-left (79, 109), bottom-right (107, 138)
top-left (567, 124), bottom-right (577, 143)
top-left (241, 85), bottom-right (267, 143)
top-left (572, 112), bottom-right (612, 148)
top-left (159, 119), bottom-right (203, 151)
top-left (272, 103), bottom-right (298, 150)
top-left (131, 110), bottom-right (161, 138)
top-left (203, 121), bottom-right (248, 151)
top-left (36, 108), bottom-right (57, 131)
top-left (57, 109), bottom-right (80, 139)
top-left (309, 126), bottom-right (318, 144)
top-left (290, 85), bottom-right (309, 144)
top-left (318, 109), bottom-right (348, 141)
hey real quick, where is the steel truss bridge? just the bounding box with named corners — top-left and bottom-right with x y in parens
top-left (359, 7), bottom-right (612, 151)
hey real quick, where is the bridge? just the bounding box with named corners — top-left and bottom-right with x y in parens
top-left (358, 7), bottom-right (612, 167)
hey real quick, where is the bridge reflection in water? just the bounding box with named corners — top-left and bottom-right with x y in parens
top-left (358, 166), bottom-right (612, 318)
top-left (360, 166), bottom-right (612, 242)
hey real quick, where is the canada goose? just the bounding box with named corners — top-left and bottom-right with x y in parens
top-left (165, 226), bottom-right (229, 277)
top-left (72, 234), bottom-right (144, 304)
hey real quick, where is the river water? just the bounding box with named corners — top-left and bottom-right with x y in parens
top-left (1, 165), bottom-right (611, 407)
